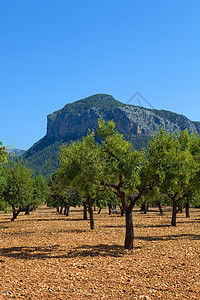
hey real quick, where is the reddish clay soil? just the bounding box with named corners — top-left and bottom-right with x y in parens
top-left (0, 205), bottom-right (199, 300)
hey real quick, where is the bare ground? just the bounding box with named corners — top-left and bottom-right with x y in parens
top-left (0, 205), bottom-right (199, 300)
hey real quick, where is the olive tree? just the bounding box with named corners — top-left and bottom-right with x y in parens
top-left (147, 129), bottom-right (200, 226)
top-left (3, 159), bottom-right (34, 221)
top-left (58, 132), bottom-right (103, 230)
top-left (47, 172), bottom-right (81, 216)
top-left (97, 119), bottom-right (158, 249)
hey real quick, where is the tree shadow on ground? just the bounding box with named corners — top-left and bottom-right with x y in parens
top-left (136, 219), bottom-right (200, 228)
top-left (53, 229), bottom-right (88, 234)
top-left (140, 215), bottom-right (171, 219)
top-left (0, 244), bottom-right (136, 260)
top-left (2, 229), bottom-right (88, 236)
top-left (177, 219), bottom-right (200, 224)
top-left (135, 224), bottom-right (171, 228)
top-left (103, 224), bottom-right (171, 229)
top-left (96, 215), bottom-right (123, 219)
top-left (67, 244), bottom-right (135, 258)
top-left (104, 222), bottom-right (199, 229)
top-left (135, 233), bottom-right (200, 242)
top-left (103, 225), bottom-right (125, 229)
top-left (2, 231), bottom-right (35, 236)
top-left (0, 218), bottom-right (13, 224)
top-left (8, 217), bottom-right (85, 222)
top-left (0, 245), bottom-right (66, 260)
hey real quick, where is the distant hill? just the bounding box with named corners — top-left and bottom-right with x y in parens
top-left (7, 148), bottom-right (26, 157)
top-left (22, 94), bottom-right (200, 177)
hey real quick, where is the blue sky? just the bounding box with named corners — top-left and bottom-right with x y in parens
top-left (1, 0), bottom-right (200, 150)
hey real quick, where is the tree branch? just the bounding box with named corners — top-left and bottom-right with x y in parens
top-left (117, 174), bottom-right (124, 189)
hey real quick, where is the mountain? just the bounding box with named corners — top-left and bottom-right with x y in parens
top-left (22, 94), bottom-right (200, 177)
top-left (7, 148), bottom-right (26, 157)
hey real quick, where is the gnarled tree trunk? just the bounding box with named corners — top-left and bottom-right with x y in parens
top-left (177, 203), bottom-right (183, 213)
top-left (171, 200), bottom-right (177, 226)
top-left (125, 207), bottom-right (134, 250)
top-left (87, 195), bottom-right (94, 230)
top-left (64, 205), bottom-right (70, 216)
top-left (25, 205), bottom-right (30, 215)
top-left (108, 203), bottom-right (112, 215)
top-left (11, 206), bottom-right (22, 222)
top-left (83, 203), bottom-right (87, 220)
top-left (185, 200), bottom-right (190, 218)
top-left (141, 202), bottom-right (148, 214)
top-left (120, 205), bottom-right (124, 216)
top-left (157, 202), bottom-right (163, 214)
top-left (59, 206), bottom-right (63, 214)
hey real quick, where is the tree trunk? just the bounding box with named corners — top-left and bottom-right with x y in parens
top-left (124, 207), bottom-right (134, 250)
top-left (66, 206), bottom-right (70, 216)
top-left (143, 203), bottom-right (147, 214)
top-left (56, 207), bottom-right (59, 213)
top-left (11, 206), bottom-right (16, 221)
top-left (108, 203), bottom-right (112, 215)
top-left (87, 195), bottom-right (94, 230)
top-left (83, 203), bottom-right (87, 220)
top-left (98, 207), bottom-right (101, 214)
top-left (140, 203), bottom-right (145, 211)
top-left (64, 205), bottom-right (70, 216)
top-left (186, 200), bottom-right (190, 218)
top-left (25, 205), bottom-right (30, 215)
top-left (59, 206), bottom-right (63, 214)
top-left (93, 206), bottom-right (96, 211)
top-left (141, 202), bottom-right (147, 213)
top-left (120, 205), bottom-right (124, 216)
top-left (171, 200), bottom-right (177, 226)
top-left (11, 207), bottom-right (21, 221)
top-left (177, 203), bottom-right (183, 213)
top-left (157, 202), bottom-right (163, 214)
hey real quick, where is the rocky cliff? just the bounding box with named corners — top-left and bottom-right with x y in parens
top-left (46, 94), bottom-right (199, 141)
top-left (23, 94), bottom-right (200, 177)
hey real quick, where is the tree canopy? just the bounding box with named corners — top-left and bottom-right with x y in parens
top-left (58, 131), bottom-right (103, 229)
top-left (147, 129), bottom-right (200, 225)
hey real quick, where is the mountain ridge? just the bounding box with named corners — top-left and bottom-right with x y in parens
top-left (22, 94), bottom-right (200, 177)
top-left (7, 148), bottom-right (26, 157)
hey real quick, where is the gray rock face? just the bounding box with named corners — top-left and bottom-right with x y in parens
top-left (47, 108), bottom-right (102, 139)
top-left (106, 106), bottom-right (180, 136)
top-left (46, 95), bottom-right (199, 141)
top-left (23, 94), bottom-right (200, 177)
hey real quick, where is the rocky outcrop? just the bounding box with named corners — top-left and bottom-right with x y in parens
top-left (47, 108), bottom-right (102, 139)
top-left (46, 94), bottom-right (199, 141)
top-left (23, 94), bottom-right (200, 177)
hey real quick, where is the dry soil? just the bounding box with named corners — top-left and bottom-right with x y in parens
top-left (0, 205), bottom-right (199, 299)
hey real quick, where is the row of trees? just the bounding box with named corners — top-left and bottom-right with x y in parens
top-left (48, 119), bottom-right (200, 250)
top-left (1, 120), bottom-right (200, 250)
top-left (0, 158), bottom-right (47, 221)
